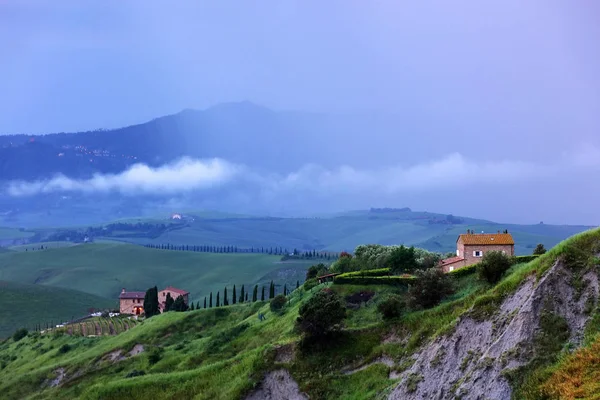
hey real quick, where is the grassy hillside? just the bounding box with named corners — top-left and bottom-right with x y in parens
top-left (0, 243), bottom-right (315, 302)
top-left (0, 227), bottom-right (599, 399)
top-left (0, 281), bottom-right (115, 338)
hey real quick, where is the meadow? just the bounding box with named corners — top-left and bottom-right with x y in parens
top-left (0, 281), bottom-right (115, 338)
top-left (0, 228), bottom-right (599, 399)
top-left (0, 243), bottom-right (316, 303)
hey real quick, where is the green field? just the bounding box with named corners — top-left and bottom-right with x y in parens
top-left (0, 281), bottom-right (116, 338)
top-left (0, 243), bottom-right (316, 303)
top-left (2, 227), bottom-right (598, 399)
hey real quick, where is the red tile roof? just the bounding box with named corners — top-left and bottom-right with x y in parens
top-left (458, 233), bottom-right (514, 245)
top-left (440, 256), bottom-right (464, 266)
top-left (119, 291), bottom-right (145, 299)
top-left (162, 286), bottom-right (189, 295)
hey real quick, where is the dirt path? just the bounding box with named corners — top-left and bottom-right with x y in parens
top-left (108, 321), bottom-right (115, 335)
top-left (94, 322), bottom-right (102, 336)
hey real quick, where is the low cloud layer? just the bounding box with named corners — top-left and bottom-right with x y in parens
top-left (4, 152), bottom-right (576, 197)
top-left (6, 157), bottom-right (239, 196)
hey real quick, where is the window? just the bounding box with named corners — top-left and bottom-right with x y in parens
top-left (449, 266), bottom-right (454, 272)
top-left (473, 250), bottom-right (483, 257)
top-left (456, 249), bottom-right (460, 256)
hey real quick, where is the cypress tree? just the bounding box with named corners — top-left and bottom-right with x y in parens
top-left (209, 292), bottom-right (213, 308)
top-left (204, 297), bottom-right (207, 309)
top-left (239, 285), bottom-right (245, 303)
top-left (224, 287), bottom-right (229, 306)
top-left (245, 292), bottom-right (248, 302)
top-left (190, 302), bottom-right (195, 310)
top-left (253, 285), bottom-right (258, 302)
top-left (284, 284), bottom-right (288, 296)
top-left (296, 280), bottom-right (299, 290)
top-left (233, 285), bottom-right (237, 304)
top-left (269, 280), bottom-right (275, 299)
top-left (216, 292), bottom-right (220, 307)
top-left (143, 286), bottom-right (160, 318)
top-left (165, 293), bottom-right (174, 311)
top-left (196, 301), bottom-right (200, 309)
top-left (261, 286), bottom-right (265, 301)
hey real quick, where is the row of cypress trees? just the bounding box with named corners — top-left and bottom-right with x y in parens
top-left (188, 280), bottom-right (300, 310)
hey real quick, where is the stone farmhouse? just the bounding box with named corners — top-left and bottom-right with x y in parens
top-left (119, 286), bottom-right (190, 315)
top-left (440, 230), bottom-right (515, 272)
top-left (159, 286), bottom-right (190, 312)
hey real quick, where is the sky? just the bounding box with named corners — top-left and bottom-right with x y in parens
top-left (0, 1), bottom-right (599, 224)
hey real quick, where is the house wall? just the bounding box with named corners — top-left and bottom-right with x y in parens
top-left (158, 290), bottom-right (189, 311)
top-left (462, 244), bottom-right (514, 266)
top-left (119, 298), bottom-right (144, 314)
top-left (441, 259), bottom-right (467, 273)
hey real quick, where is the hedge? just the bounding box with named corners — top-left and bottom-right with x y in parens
top-left (447, 254), bottom-right (540, 279)
top-left (334, 275), bottom-right (415, 286)
top-left (335, 268), bottom-right (392, 279)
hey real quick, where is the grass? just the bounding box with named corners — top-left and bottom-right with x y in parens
top-left (0, 243), bottom-right (315, 302)
top-left (0, 281), bottom-right (115, 338)
top-left (0, 227), bottom-right (598, 399)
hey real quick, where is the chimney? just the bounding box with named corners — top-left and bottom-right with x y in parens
top-left (121, 288), bottom-right (126, 294)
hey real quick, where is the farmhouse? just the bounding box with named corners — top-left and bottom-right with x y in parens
top-left (440, 230), bottom-right (515, 272)
top-left (119, 288), bottom-right (145, 315)
top-left (159, 286), bottom-right (190, 311)
top-left (119, 286), bottom-right (190, 315)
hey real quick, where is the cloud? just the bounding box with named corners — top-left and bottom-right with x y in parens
top-left (5, 149), bottom-right (594, 198)
top-left (6, 157), bottom-right (239, 196)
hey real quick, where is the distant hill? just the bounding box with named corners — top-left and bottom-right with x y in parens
top-left (0, 102), bottom-right (419, 182)
top-left (0, 243), bottom-right (315, 302)
top-left (4, 208), bottom-right (592, 255)
top-left (0, 280), bottom-right (115, 338)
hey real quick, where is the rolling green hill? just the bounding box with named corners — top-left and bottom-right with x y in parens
top-left (1, 228), bottom-right (598, 399)
top-left (0, 243), bottom-right (316, 303)
top-left (0, 281), bottom-right (115, 338)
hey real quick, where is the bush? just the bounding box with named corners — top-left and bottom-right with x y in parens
top-left (334, 275), bottom-right (415, 286)
top-left (377, 295), bottom-right (404, 320)
top-left (147, 347), bottom-right (162, 365)
top-left (477, 251), bottom-right (513, 284)
top-left (336, 268), bottom-right (391, 278)
top-left (297, 288), bottom-right (346, 337)
top-left (12, 328), bottom-right (28, 342)
top-left (303, 278), bottom-right (319, 291)
top-left (533, 243), bottom-right (547, 255)
top-left (125, 369), bottom-right (146, 378)
top-left (270, 294), bottom-right (287, 312)
top-left (407, 268), bottom-right (453, 310)
top-left (58, 344), bottom-right (71, 354)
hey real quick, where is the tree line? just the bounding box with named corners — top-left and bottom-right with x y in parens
top-left (143, 243), bottom-right (340, 260)
top-left (143, 280), bottom-right (301, 317)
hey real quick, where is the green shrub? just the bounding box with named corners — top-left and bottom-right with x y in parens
top-left (533, 244), bottom-right (546, 255)
top-left (304, 278), bottom-right (319, 291)
top-left (270, 294), bottom-right (287, 312)
top-left (334, 275), bottom-right (415, 286)
top-left (336, 268), bottom-right (391, 278)
top-left (12, 328), bottom-right (27, 342)
top-left (377, 295), bottom-right (404, 320)
top-left (58, 344), bottom-right (71, 354)
top-left (297, 288), bottom-right (346, 337)
top-left (147, 347), bottom-right (163, 365)
top-left (125, 369), bottom-right (146, 378)
top-left (407, 268), bottom-right (453, 310)
top-left (477, 251), bottom-right (512, 284)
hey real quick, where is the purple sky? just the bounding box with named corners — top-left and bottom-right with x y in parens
top-left (0, 1), bottom-right (599, 224)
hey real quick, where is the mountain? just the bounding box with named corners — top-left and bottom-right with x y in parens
top-left (0, 102), bottom-right (402, 181)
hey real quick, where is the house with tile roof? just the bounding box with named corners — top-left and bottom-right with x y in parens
top-left (158, 286), bottom-right (190, 311)
top-left (440, 230), bottom-right (515, 272)
top-left (119, 288), bottom-right (145, 315)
